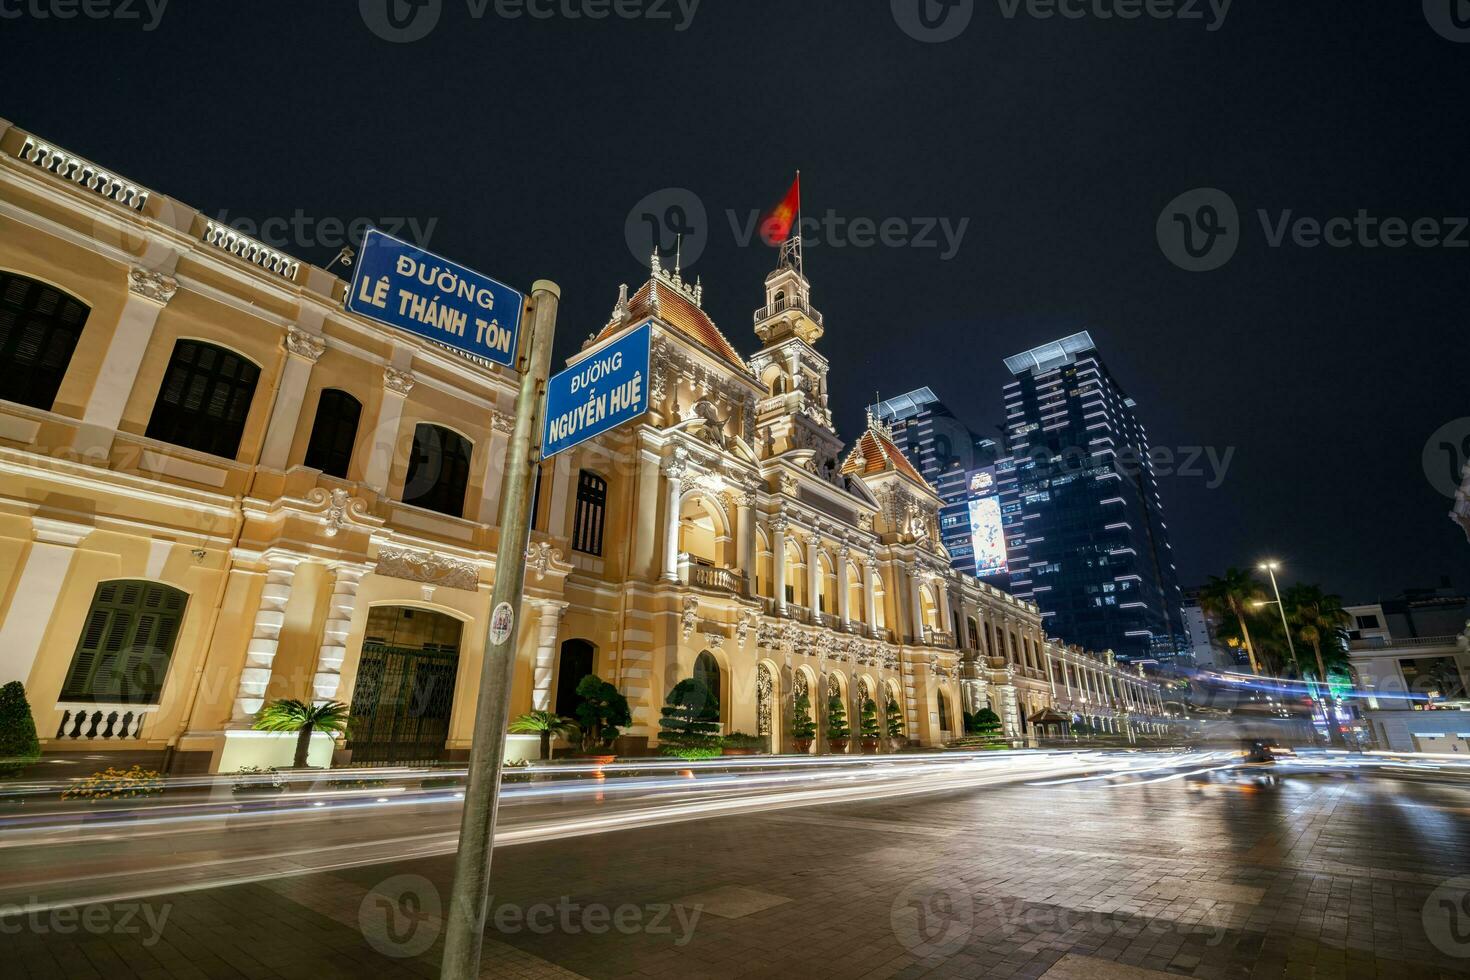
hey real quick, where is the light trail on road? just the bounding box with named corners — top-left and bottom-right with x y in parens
top-left (0, 749), bottom-right (1165, 914)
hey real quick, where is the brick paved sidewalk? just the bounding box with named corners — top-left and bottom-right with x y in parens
top-left (8, 771), bottom-right (1470, 979)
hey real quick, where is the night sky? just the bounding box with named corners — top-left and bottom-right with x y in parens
top-left (5, 1), bottom-right (1466, 602)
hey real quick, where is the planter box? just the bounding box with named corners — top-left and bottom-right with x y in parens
top-left (828, 738), bottom-right (849, 753)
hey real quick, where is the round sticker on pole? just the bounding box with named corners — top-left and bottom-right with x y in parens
top-left (489, 602), bottom-right (515, 646)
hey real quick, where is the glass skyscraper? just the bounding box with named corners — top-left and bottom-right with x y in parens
top-left (871, 388), bottom-right (1006, 586)
top-left (996, 332), bottom-right (1187, 665)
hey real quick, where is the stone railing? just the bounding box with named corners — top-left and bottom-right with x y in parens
top-left (685, 563), bottom-right (741, 594)
top-left (923, 627), bottom-right (956, 649)
top-left (55, 703), bottom-right (155, 740)
top-left (202, 220), bottom-right (301, 281)
top-left (754, 295), bottom-right (823, 327)
top-left (17, 136), bottom-right (150, 211)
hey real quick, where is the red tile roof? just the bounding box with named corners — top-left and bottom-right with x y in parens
top-left (595, 276), bottom-right (747, 372)
top-left (841, 428), bottom-right (932, 489)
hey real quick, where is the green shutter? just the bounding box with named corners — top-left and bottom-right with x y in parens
top-left (60, 581), bottom-right (188, 704)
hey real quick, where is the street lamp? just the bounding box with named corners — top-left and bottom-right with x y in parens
top-left (1256, 561), bottom-right (1299, 674)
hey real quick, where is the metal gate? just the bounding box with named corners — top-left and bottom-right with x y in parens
top-left (345, 642), bottom-right (460, 766)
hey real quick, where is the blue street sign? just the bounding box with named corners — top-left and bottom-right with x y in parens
top-left (542, 321), bottom-right (652, 459)
top-left (346, 228), bottom-right (523, 366)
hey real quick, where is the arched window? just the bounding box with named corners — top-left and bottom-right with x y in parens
top-left (693, 650), bottom-right (721, 719)
top-left (402, 424), bottom-right (472, 518)
top-left (967, 618), bottom-right (980, 650)
top-left (572, 470), bottom-right (607, 556)
top-left (303, 388), bottom-right (362, 478)
top-left (0, 271), bottom-right (89, 410)
top-left (61, 580), bottom-right (188, 705)
top-left (556, 639), bottom-right (596, 718)
top-left (145, 340), bottom-right (261, 458)
top-left (937, 690), bottom-right (952, 733)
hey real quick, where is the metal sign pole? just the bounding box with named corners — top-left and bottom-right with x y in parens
top-left (440, 279), bottom-right (560, 980)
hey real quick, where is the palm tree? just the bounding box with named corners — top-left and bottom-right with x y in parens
top-left (1284, 584), bottom-right (1352, 746)
top-left (509, 710), bottom-right (577, 760)
top-left (1198, 568), bottom-right (1267, 675)
top-left (253, 699), bottom-right (351, 768)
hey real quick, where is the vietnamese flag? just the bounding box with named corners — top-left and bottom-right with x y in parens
top-left (759, 174), bottom-right (801, 246)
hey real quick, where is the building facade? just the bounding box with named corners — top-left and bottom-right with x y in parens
top-left (0, 120), bottom-right (1170, 773)
top-left (871, 388), bottom-right (1004, 586)
top-left (996, 332), bottom-right (1187, 667)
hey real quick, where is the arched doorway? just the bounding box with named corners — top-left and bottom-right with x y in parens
top-left (347, 606), bottom-right (463, 766)
top-left (694, 650), bottom-right (722, 727)
top-left (556, 639), bottom-right (596, 719)
top-left (679, 494), bottom-right (730, 568)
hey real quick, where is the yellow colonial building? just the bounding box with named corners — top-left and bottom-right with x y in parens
top-left (0, 119), bottom-right (1168, 773)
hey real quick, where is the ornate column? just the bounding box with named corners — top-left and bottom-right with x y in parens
top-left (835, 547), bottom-right (851, 626)
top-left (804, 531), bottom-right (819, 615)
top-left (935, 577), bottom-right (952, 636)
top-left (660, 459), bottom-right (684, 582)
top-left (73, 267), bottom-right (177, 458)
top-left (364, 366), bottom-right (415, 494)
top-left (735, 492), bottom-right (755, 596)
top-left (260, 327), bottom-right (326, 471)
top-left (232, 552), bottom-right (303, 722)
top-left (531, 601), bottom-right (568, 710)
top-left (863, 557), bottom-right (878, 634)
top-left (478, 410), bottom-right (515, 524)
top-left (771, 516), bottom-right (788, 612)
top-left (908, 566), bottom-right (925, 642)
top-left (311, 563), bottom-right (368, 702)
top-left (0, 518), bottom-right (90, 685)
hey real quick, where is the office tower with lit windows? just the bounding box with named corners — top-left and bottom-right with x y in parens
top-left (871, 388), bottom-right (1005, 585)
top-left (997, 332), bottom-right (1187, 665)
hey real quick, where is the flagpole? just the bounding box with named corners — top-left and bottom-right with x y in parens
top-left (795, 169), bottom-right (803, 276)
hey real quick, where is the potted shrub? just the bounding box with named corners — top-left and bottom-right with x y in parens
top-left (62, 764), bottom-right (164, 815)
top-left (231, 766), bottom-right (285, 795)
top-left (859, 697), bottom-right (881, 753)
top-left (827, 693), bottom-right (850, 753)
top-left (791, 693), bottom-right (817, 754)
top-left (721, 731), bottom-right (762, 756)
top-left (252, 699), bottom-right (351, 768)
top-left (658, 678), bottom-right (722, 760)
top-left (969, 707), bottom-right (1002, 741)
top-left (0, 681), bottom-right (41, 780)
top-left (508, 710), bottom-right (577, 761)
top-left (574, 675), bottom-right (631, 762)
top-left (885, 695), bottom-right (905, 752)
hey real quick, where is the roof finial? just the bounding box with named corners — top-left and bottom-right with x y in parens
top-left (650, 247), bottom-right (662, 277)
top-left (674, 234), bottom-right (682, 276)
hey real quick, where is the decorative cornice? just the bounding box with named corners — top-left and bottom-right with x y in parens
top-left (374, 545), bottom-right (479, 592)
top-left (525, 541), bottom-right (568, 581)
top-left (384, 367), bottom-right (417, 395)
top-left (128, 267), bottom-right (178, 306)
top-left (284, 327), bottom-right (326, 363)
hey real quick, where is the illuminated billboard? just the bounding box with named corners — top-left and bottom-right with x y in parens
top-left (968, 494), bottom-right (1007, 577)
